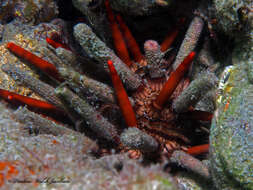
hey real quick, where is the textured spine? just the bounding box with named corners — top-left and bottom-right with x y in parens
top-left (171, 150), bottom-right (210, 179)
top-left (173, 71), bottom-right (218, 113)
top-left (58, 66), bottom-right (116, 104)
top-left (55, 86), bottom-right (119, 143)
top-left (73, 23), bottom-right (141, 90)
top-left (120, 128), bottom-right (158, 153)
top-left (1, 64), bottom-right (64, 109)
top-left (144, 40), bottom-right (165, 78)
top-left (173, 17), bottom-right (204, 70)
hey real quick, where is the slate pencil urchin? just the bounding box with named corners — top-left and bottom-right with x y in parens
top-left (0, 0), bottom-right (218, 161)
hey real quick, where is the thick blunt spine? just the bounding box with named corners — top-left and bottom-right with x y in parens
top-left (55, 47), bottom-right (76, 66)
top-left (120, 128), bottom-right (158, 153)
top-left (170, 150), bottom-right (210, 179)
top-left (55, 86), bottom-right (119, 143)
top-left (14, 107), bottom-right (74, 136)
top-left (172, 17), bottom-right (204, 70)
top-left (58, 66), bottom-right (116, 104)
top-left (73, 23), bottom-right (141, 90)
top-left (172, 71), bottom-right (218, 113)
top-left (1, 64), bottom-right (64, 109)
top-left (144, 40), bottom-right (165, 78)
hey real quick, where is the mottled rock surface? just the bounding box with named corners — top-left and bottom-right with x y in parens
top-left (210, 62), bottom-right (253, 190)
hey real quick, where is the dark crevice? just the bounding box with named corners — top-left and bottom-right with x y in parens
top-left (56, 0), bottom-right (84, 21)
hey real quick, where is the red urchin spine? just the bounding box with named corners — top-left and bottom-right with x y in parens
top-left (160, 29), bottom-right (179, 52)
top-left (105, 0), bottom-right (133, 67)
top-left (153, 51), bottom-right (195, 109)
top-left (187, 144), bottom-right (209, 155)
top-left (115, 14), bottom-right (144, 63)
top-left (160, 18), bottom-right (185, 52)
top-left (46, 37), bottom-right (70, 50)
top-left (6, 42), bottom-right (63, 82)
top-left (0, 88), bottom-right (61, 113)
top-left (107, 60), bottom-right (137, 127)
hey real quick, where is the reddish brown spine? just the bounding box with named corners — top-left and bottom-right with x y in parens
top-left (153, 51), bottom-right (195, 109)
top-left (6, 42), bottom-right (63, 82)
top-left (46, 37), bottom-right (70, 50)
top-left (105, 0), bottom-right (133, 67)
top-left (187, 144), bottom-right (209, 155)
top-left (160, 30), bottom-right (179, 52)
top-left (160, 18), bottom-right (185, 52)
top-left (107, 60), bottom-right (137, 127)
top-left (0, 88), bottom-right (60, 112)
top-left (116, 14), bottom-right (144, 63)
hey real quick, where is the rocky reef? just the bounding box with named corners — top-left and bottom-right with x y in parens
top-left (0, 0), bottom-right (58, 25)
top-left (210, 63), bottom-right (253, 190)
top-left (209, 0), bottom-right (253, 189)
